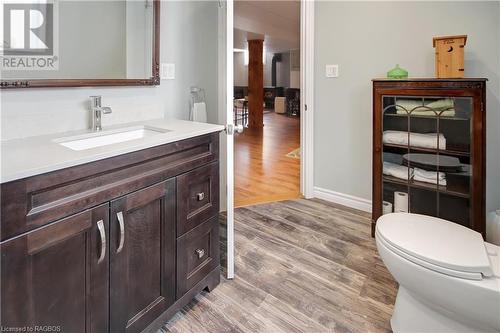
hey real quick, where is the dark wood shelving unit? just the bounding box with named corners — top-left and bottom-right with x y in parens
top-left (372, 78), bottom-right (487, 238)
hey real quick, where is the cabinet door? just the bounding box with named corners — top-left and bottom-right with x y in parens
top-left (0, 204), bottom-right (109, 333)
top-left (110, 179), bottom-right (176, 333)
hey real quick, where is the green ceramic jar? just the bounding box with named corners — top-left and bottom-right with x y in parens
top-left (387, 64), bottom-right (408, 79)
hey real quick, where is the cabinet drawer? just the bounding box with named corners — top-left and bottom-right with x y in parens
top-left (176, 217), bottom-right (219, 298)
top-left (176, 162), bottom-right (219, 236)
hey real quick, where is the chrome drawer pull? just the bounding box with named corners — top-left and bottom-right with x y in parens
top-left (116, 211), bottom-right (125, 254)
top-left (195, 249), bottom-right (205, 259)
top-left (97, 220), bottom-right (106, 264)
top-left (196, 192), bottom-right (205, 201)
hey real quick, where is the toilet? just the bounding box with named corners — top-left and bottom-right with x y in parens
top-left (375, 213), bottom-right (500, 333)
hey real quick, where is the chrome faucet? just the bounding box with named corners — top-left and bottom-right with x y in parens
top-left (90, 96), bottom-right (112, 131)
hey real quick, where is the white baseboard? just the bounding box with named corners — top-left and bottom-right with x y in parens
top-left (313, 187), bottom-right (372, 213)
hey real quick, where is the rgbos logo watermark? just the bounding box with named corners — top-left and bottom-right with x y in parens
top-left (1, 1), bottom-right (59, 70)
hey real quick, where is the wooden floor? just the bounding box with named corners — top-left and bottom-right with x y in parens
top-left (159, 199), bottom-right (398, 333)
top-left (234, 112), bottom-right (301, 207)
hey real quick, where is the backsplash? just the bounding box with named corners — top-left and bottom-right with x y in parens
top-left (0, 87), bottom-right (165, 140)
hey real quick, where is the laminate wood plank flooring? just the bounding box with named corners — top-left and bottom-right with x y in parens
top-left (159, 199), bottom-right (398, 333)
top-left (235, 112), bottom-right (301, 207)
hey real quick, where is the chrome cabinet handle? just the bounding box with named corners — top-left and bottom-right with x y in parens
top-left (97, 220), bottom-right (106, 264)
top-left (116, 211), bottom-right (125, 253)
top-left (196, 192), bottom-right (205, 201)
top-left (196, 248), bottom-right (205, 259)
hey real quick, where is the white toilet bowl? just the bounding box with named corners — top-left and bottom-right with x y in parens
top-left (375, 213), bottom-right (500, 333)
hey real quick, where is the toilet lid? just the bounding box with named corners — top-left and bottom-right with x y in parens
top-left (376, 213), bottom-right (493, 277)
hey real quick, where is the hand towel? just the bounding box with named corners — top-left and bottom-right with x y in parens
top-left (383, 161), bottom-right (413, 181)
top-left (383, 131), bottom-right (447, 150)
top-left (413, 167), bottom-right (447, 186)
top-left (192, 102), bottom-right (207, 123)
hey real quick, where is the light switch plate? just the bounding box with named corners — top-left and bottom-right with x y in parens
top-left (326, 64), bottom-right (339, 78)
top-left (161, 63), bottom-right (175, 80)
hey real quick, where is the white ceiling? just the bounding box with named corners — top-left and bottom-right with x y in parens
top-left (234, 1), bottom-right (300, 53)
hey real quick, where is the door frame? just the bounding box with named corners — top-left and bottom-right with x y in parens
top-left (300, 0), bottom-right (315, 199)
top-left (220, 0), bottom-right (315, 279)
top-left (218, 0), bottom-right (235, 279)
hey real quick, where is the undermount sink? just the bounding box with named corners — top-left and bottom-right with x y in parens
top-left (54, 125), bottom-right (170, 151)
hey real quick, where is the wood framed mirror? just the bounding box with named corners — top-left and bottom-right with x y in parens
top-left (1, 0), bottom-right (160, 89)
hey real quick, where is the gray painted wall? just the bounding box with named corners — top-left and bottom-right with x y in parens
top-left (234, 52), bottom-right (248, 86)
top-left (1, 1), bottom-right (219, 140)
top-left (233, 51), bottom-right (273, 87)
top-left (277, 52), bottom-right (290, 87)
top-left (264, 52), bottom-right (273, 87)
top-left (233, 50), bottom-right (293, 88)
top-left (314, 1), bottom-right (500, 211)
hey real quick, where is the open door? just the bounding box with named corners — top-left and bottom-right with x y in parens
top-left (218, 0), bottom-right (236, 279)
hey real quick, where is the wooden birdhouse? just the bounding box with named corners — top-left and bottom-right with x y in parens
top-left (433, 35), bottom-right (467, 78)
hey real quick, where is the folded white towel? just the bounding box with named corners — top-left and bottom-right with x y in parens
top-left (383, 131), bottom-right (446, 150)
top-left (413, 168), bottom-right (447, 186)
top-left (383, 162), bottom-right (413, 181)
top-left (384, 161), bottom-right (447, 186)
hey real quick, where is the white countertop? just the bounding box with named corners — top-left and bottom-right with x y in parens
top-left (0, 119), bottom-right (225, 184)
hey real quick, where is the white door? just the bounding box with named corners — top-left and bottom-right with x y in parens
top-left (218, 0), bottom-right (236, 279)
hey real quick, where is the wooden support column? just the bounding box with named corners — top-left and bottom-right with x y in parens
top-left (247, 39), bottom-right (264, 129)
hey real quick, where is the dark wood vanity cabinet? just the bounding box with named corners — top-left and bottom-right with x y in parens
top-left (0, 133), bottom-right (221, 333)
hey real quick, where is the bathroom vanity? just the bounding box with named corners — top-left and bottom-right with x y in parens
top-left (0, 120), bottom-right (224, 333)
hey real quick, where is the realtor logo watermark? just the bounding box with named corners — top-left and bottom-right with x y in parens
top-left (1, 1), bottom-right (59, 70)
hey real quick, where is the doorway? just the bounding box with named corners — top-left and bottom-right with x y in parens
top-left (218, 0), bottom-right (314, 279)
top-left (232, 1), bottom-right (302, 207)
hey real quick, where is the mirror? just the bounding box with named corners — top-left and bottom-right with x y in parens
top-left (0, 0), bottom-right (159, 88)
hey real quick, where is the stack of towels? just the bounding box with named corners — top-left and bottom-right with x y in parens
top-left (383, 161), bottom-right (447, 186)
top-left (395, 98), bottom-right (455, 117)
top-left (383, 130), bottom-right (446, 150)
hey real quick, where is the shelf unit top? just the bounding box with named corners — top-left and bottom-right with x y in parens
top-left (372, 78), bottom-right (488, 82)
